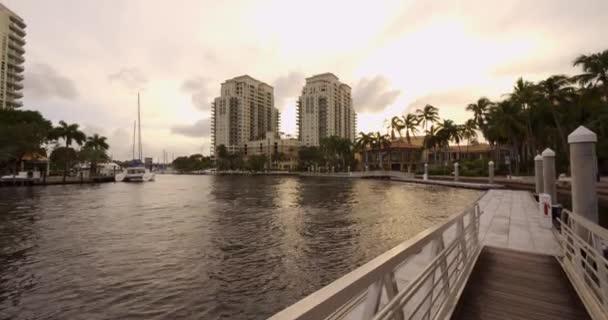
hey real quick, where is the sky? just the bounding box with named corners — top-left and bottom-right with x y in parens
top-left (9, 0), bottom-right (608, 160)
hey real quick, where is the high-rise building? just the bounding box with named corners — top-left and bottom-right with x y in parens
top-left (211, 75), bottom-right (279, 154)
top-left (0, 4), bottom-right (25, 109)
top-left (297, 73), bottom-right (356, 146)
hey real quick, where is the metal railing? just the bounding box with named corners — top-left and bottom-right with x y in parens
top-left (270, 201), bottom-right (483, 320)
top-left (557, 210), bottom-right (608, 319)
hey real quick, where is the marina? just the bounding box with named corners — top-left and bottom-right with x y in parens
top-left (0, 1), bottom-right (607, 319)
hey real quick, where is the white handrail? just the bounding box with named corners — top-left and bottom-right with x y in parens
top-left (557, 209), bottom-right (608, 320)
top-left (269, 199), bottom-right (483, 320)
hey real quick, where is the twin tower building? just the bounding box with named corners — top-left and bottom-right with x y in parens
top-left (211, 73), bottom-right (357, 156)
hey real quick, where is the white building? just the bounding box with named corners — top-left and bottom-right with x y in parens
top-left (297, 73), bottom-right (356, 146)
top-left (211, 75), bottom-right (279, 154)
top-left (244, 132), bottom-right (301, 170)
top-left (0, 4), bottom-right (26, 109)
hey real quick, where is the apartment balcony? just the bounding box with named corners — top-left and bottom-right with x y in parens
top-left (9, 33), bottom-right (25, 46)
top-left (5, 99), bottom-right (23, 108)
top-left (10, 23), bottom-right (26, 37)
top-left (7, 90), bottom-right (23, 99)
top-left (8, 51), bottom-right (24, 64)
top-left (9, 16), bottom-right (26, 29)
top-left (7, 78), bottom-right (23, 90)
top-left (8, 71), bottom-right (24, 81)
top-left (7, 61), bottom-right (24, 73)
top-left (8, 42), bottom-right (24, 55)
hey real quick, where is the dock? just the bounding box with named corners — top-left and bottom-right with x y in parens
top-left (269, 187), bottom-right (607, 320)
top-left (299, 171), bottom-right (504, 190)
top-left (0, 175), bottom-right (116, 187)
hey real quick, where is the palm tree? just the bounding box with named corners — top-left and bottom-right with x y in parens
top-left (461, 119), bottom-right (478, 154)
top-left (371, 132), bottom-right (391, 169)
top-left (355, 132), bottom-right (373, 169)
top-left (389, 116), bottom-right (404, 140)
top-left (573, 50), bottom-right (608, 98)
top-left (424, 125), bottom-right (440, 164)
top-left (50, 121), bottom-right (86, 182)
top-left (466, 97), bottom-right (493, 132)
top-left (401, 113), bottom-right (420, 144)
top-left (415, 104), bottom-right (440, 132)
top-left (436, 119), bottom-right (459, 161)
top-left (84, 134), bottom-right (109, 176)
top-left (538, 75), bottom-right (574, 154)
top-left (509, 78), bottom-right (538, 163)
top-left (485, 101), bottom-right (526, 174)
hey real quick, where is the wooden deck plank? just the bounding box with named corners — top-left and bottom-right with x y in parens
top-left (451, 246), bottom-right (590, 320)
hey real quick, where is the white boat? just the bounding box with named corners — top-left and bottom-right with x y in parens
top-left (115, 165), bottom-right (155, 182)
top-left (116, 93), bottom-right (156, 183)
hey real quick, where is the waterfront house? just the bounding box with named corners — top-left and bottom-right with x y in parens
top-left (359, 137), bottom-right (426, 172)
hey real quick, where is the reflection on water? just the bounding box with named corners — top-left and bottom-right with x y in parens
top-left (0, 175), bottom-right (480, 319)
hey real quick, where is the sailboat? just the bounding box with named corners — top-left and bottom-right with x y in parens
top-left (115, 93), bottom-right (156, 182)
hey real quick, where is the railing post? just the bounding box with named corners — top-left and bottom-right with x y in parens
top-left (454, 162), bottom-right (459, 182)
top-left (534, 154), bottom-right (544, 195)
top-left (488, 161), bottom-right (494, 184)
top-left (433, 236), bottom-right (450, 296)
top-left (383, 272), bottom-right (404, 320)
top-left (542, 148), bottom-right (557, 205)
top-left (568, 126), bottom-right (599, 224)
top-left (457, 216), bottom-right (468, 261)
top-left (362, 278), bottom-right (383, 319)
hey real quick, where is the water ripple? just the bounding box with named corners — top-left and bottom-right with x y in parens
top-left (0, 175), bottom-right (480, 319)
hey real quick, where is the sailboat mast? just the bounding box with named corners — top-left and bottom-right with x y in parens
top-left (138, 92), bottom-right (142, 161)
top-left (132, 120), bottom-right (136, 160)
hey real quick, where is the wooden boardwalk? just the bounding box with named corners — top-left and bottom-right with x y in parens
top-left (451, 246), bottom-right (590, 320)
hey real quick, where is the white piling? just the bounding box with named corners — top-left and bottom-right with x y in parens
top-left (568, 126), bottom-right (599, 223)
top-left (542, 148), bottom-right (557, 205)
top-left (534, 155), bottom-right (543, 194)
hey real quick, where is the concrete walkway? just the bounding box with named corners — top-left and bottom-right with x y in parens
top-left (477, 189), bottom-right (560, 255)
top-left (391, 177), bottom-right (503, 190)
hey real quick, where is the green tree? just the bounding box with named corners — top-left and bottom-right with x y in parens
top-left (538, 75), bottom-right (574, 155)
top-left (247, 154), bottom-right (267, 171)
top-left (81, 134), bottom-right (109, 176)
top-left (461, 119), bottom-right (478, 153)
top-left (415, 104), bottom-right (440, 131)
top-left (298, 146), bottom-right (323, 170)
top-left (355, 132), bottom-right (373, 169)
top-left (371, 132), bottom-right (391, 169)
top-left (401, 113), bottom-right (420, 144)
top-left (485, 100), bottom-right (526, 174)
top-left (509, 78), bottom-right (538, 163)
top-left (466, 97), bottom-right (493, 136)
top-left (0, 109), bottom-right (52, 174)
top-left (389, 116), bottom-right (404, 139)
top-left (573, 49), bottom-right (608, 99)
top-left (171, 154), bottom-right (213, 172)
top-left (49, 121), bottom-right (87, 182)
top-left (436, 119), bottom-right (459, 160)
top-left (50, 147), bottom-right (78, 173)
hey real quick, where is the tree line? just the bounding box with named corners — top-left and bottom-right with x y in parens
top-left (0, 108), bottom-right (110, 181)
top-left (356, 49), bottom-right (608, 175)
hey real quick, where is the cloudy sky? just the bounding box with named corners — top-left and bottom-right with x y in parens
top-left (10, 0), bottom-right (608, 160)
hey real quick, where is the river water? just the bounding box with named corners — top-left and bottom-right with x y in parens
top-left (0, 175), bottom-right (481, 320)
